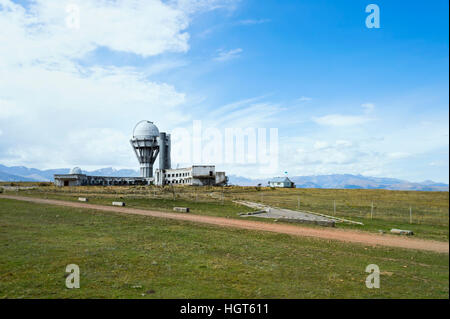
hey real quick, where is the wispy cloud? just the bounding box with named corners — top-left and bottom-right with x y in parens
top-left (237, 18), bottom-right (271, 25)
top-left (313, 114), bottom-right (371, 126)
top-left (213, 48), bottom-right (243, 62)
top-left (312, 103), bottom-right (375, 126)
top-left (298, 96), bottom-right (312, 102)
top-left (387, 152), bottom-right (411, 159)
top-left (204, 95), bottom-right (282, 127)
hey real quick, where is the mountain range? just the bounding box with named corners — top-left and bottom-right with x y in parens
top-left (0, 164), bottom-right (448, 191)
top-left (0, 164), bottom-right (139, 182)
top-left (227, 174), bottom-right (449, 191)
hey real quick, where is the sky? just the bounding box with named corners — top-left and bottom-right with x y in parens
top-left (0, 0), bottom-right (448, 183)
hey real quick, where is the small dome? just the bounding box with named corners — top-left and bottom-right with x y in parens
top-left (70, 167), bottom-right (82, 175)
top-left (133, 120), bottom-right (159, 139)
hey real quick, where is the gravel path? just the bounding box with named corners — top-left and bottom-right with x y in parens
top-left (1, 194), bottom-right (448, 253)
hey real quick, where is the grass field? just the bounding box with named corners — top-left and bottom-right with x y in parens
top-left (4, 184), bottom-right (448, 241)
top-left (0, 199), bottom-right (448, 298)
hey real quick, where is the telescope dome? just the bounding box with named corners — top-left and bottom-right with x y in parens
top-left (70, 167), bottom-right (82, 175)
top-left (133, 120), bottom-right (159, 139)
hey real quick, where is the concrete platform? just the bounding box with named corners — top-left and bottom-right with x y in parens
top-left (236, 200), bottom-right (335, 227)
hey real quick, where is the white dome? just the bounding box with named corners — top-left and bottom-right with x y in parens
top-left (133, 120), bottom-right (159, 139)
top-left (70, 167), bottom-right (82, 175)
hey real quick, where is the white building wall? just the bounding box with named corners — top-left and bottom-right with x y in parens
top-left (192, 166), bottom-right (215, 177)
top-left (155, 165), bottom-right (222, 186)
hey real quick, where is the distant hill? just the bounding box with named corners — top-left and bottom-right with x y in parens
top-left (0, 164), bottom-right (139, 182)
top-left (228, 174), bottom-right (449, 191)
top-left (0, 164), bottom-right (447, 191)
top-left (0, 170), bottom-right (39, 182)
top-left (86, 167), bottom-right (140, 177)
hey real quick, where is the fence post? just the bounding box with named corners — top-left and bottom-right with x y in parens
top-left (410, 206), bottom-right (412, 224)
top-left (333, 200), bottom-right (336, 216)
top-left (298, 196), bottom-right (300, 210)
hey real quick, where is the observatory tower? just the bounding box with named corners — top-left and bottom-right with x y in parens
top-left (130, 120), bottom-right (171, 178)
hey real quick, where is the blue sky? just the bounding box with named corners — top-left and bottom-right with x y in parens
top-left (0, 0), bottom-right (448, 182)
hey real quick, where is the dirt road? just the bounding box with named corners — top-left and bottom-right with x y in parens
top-left (1, 194), bottom-right (448, 253)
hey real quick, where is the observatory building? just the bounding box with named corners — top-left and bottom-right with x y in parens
top-left (130, 120), bottom-right (171, 178)
top-left (54, 121), bottom-right (227, 187)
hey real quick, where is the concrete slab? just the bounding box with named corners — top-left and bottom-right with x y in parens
top-left (235, 200), bottom-right (336, 227)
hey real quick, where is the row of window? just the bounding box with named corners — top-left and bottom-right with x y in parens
top-left (166, 178), bottom-right (191, 184)
top-left (166, 172), bottom-right (191, 178)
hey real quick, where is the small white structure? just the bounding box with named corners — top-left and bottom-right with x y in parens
top-left (70, 167), bottom-right (82, 175)
top-left (268, 177), bottom-right (295, 188)
top-left (112, 202), bottom-right (126, 207)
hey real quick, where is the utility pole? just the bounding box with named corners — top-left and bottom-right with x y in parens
top-left (333, 200), bottom-right (336, 216)
top-left (297, 196), bottom-right (300, 210)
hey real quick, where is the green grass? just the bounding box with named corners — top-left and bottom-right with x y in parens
top-left (7, 185), bottom-right (449, 241)
top-left (0, 199), bottom-right (448, 298)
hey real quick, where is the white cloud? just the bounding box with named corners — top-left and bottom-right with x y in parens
top-left (298, 96), bottom-right (312, 102)
top-left (0, 0), bottom-right (232, 169)
top-left (213, 48), bottom-right (243, 62)
top-left (177, 0), bottom-right (240, 13)
top-left (277, 136), bottom-right (387, 178)
top-left (313, 141), bottom-right (329, 150)
top-left (0, 98), bottom-right (23, 119)
top-left (203, 95), bottom-right (282, 128)
top-left (0, 0), bottom-right (191, 67)
top-left (335, 140), bottom-right (352, 147)
top-left (429, 160), bottom-right (448, 167)
top-left (312, 103), bottom-right (375, 127)
top-left (291, 140), bottom-right (367, 166)
top-left (313, 114), bottom-right (371, 126)
top-left (387, 152), bottom-right (411, 159)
